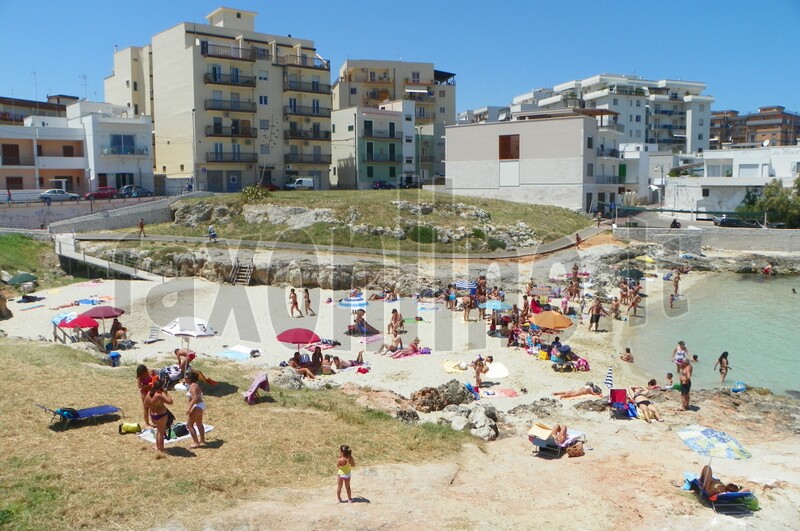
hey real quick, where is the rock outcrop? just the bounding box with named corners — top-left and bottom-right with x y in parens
top-left (410, 379), bottom-right (475, 412)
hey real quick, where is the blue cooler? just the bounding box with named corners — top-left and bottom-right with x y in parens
top-left (108, 352), bottom-right (121, 367)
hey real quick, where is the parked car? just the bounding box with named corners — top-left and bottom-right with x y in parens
top-left (40, 189), bottom-right (80, 202)
top-left (712, 216), bottom-right (745, 227)
top-left (84, 186), bottom-right (119, 200)
top-left (120, 185), bottom-right (153, 198)
top-left (284, 178), bottom-right (314, 190)
top-left (372, 180), bottom-right (396, 190)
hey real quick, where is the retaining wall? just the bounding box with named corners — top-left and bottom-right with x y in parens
top-left (614, 226), bottom-right (800, 253)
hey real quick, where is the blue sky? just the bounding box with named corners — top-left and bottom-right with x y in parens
top-left (2, 0), bottom-right (799, 115)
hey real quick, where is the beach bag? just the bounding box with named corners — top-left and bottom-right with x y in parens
top-left (170, 423), bottom-right (189, 438)
top-left (56, 407), bottom-right (80, 420)
top-left (566, 442), bottom-right (585, 458)
top-left (420, 347), bottom-right (431, 354)
top-left (118, 422), bottom-right (141, 434)
top-left (575, 357), bottom-right (590, 372)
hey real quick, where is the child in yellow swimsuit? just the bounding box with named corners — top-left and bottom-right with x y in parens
top-left (336, 445), bottom-right (356, 503)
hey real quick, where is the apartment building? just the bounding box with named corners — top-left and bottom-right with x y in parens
top-left (508, 74), bottom-right (714, 153)
top-left (710, 106), bottom-right (800, 149)
top-left (446, 108), bottom-right (644, 212)
top-left (0, 95), bottom-right (78, 126)
top-left (105, 7), bottom-right (332, 192)
top-left (0, 101), bottom-right (153, 195)
top-left (331, 60), bottom-right (456, 180)
top-left (456, 106), bottom-right (510, 124)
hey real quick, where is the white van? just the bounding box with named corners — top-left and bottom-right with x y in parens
top-left (285, 178), bottom-right (314, 190)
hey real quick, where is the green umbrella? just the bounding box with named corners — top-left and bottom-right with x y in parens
top-left (618, 268), bottom-right (644, 280)
top-left (7, 272), bottom-right (38, 286)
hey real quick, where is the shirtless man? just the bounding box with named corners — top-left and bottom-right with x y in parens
top-left (376, 330), bottom-right (403, 355)
top-left (288, 288), bottom-right (303, 318)
top-left (679, 359), bottom-right (693, 411)
top-left (387, 308), bottom-right (404, 334)
top-left (610, 297), bottom-right (621, 320)
top-left (627, 294), bottom-right (642, 317)
top-left (588, 299), bottom-right (609, 332)
top-left (462, 295), bottom-right (472, 322)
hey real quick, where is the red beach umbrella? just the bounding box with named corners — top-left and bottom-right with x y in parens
top-left (81, 306), bottom-right (125, 319)
top-left (58, 315), bottom-right (100, 329)
top-left (276, 328), bottom-right (320, 349)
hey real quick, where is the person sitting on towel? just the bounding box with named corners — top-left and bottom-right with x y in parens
top-left (391, 337), bottom-right (421, 359)
top-left (333, 351), bottom-right (365, 371)
top-left (288, 352), bottom-right (316, 379)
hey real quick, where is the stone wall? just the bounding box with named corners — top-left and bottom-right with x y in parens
top-left (614, 226), bottom-right (800, 253)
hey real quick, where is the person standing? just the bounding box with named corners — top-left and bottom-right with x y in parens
top-left (207, 224), bottom-right (218, 243)
top-left (575, 233), bottom-right (583, 250)
top-left (289, 288), bottom-right (303, 317)
top-left (6, 189), bottom-right (12, 203)
top-left (144, 379), bottom-right (174, 456)
top-left (184, 371), bottom-right (206, 449)
top-left (303, 288), bottom-right (316, 316)
top-left (136, 365), bottom-right (155, 428)
top-left (595, 211), bottom-right (602, 228)
top-left (671, 340), bottom-right (689, 373)
top-left (588, 298), bottom-right (609, 332)
top-left (672, 270), bottom-right (681, 295)
top-left (137, 218), bottom-right (146, 237)
top-left (714, 351), bottom-right (731, 383)
top-left (336, 445), bottom-right (356, 503)
top-left (679, 359), bottom-right (693, 411)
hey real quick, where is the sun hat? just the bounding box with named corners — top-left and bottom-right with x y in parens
top-left (558, 344), bottom-right (572, 353)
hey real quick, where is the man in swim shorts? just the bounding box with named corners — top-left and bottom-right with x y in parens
top-left (679, 359), bottom-right (693, 411)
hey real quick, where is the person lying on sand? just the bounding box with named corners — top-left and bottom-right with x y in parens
top-left (391, 337), bottom-right (421, 359)
top-left (553, 383), bottom-right (602, 399)
top-left (333, 351), bottom-right (365, 371)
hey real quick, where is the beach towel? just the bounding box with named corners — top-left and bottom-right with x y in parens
top-left (76, 298), bottom-right (101, 305)
top-left (392, 348), bottom-right (431, 359)
top-left (442, 360), bottom-right (468, 374)
top-left (417, 305), bottom-right (440, 312)
top-left (336, 361), bottom-right (371, 372)
top-left (304, 342), bottom-right (336, 352)
top-left (19, 304), bottom-right (45, 311)
top-left (484, 362), bottom-right (509, 379)
top-left (356, 334), bottom-right (384, 344)
top-left (481, 388), bottom-right (519, 398)
top-left (403, 318), bottom-right (429, 324)
top-left (243, 372), bottom-right (269, 404)
top-left (214, 349), bottom-right (251, 361)
top-left (138, 424), bottom-right (214, 445)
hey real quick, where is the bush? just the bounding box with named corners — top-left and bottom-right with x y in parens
top-left (241, 185), bottom-right (271, 202)
top-left (486, 237), bottom-right (506, 251)
top-left (471, 228), bottom-right (486, 240)
top-left (406, 225), bottom-right (437, 244)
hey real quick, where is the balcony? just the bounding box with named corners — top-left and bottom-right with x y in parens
top-left (596, 175), bottom-right (639, 185)
top-left (284, 80), bottom-right (332, 94)
top-left (362, 130), bottom-right (402, 140)
top-left (419, 155), bottom-right (436, 163)
top-left (0, 156), bottom-right (35, 166)
top-left (205, 125), bottom-right (257, 138)
top-left (284, 129), bottom-right (331, 140)
top-left (362, 153), bottom-right (403, 163)
top-left (361, 75), bottom-right (392, 84)
top-left (101, 146), bottom-right (149, 156)
top-left (403, 78), bottom-right (434, 85)
top-left (205, 152), bottom-right (258, 163)
top-left (283, 105), bottom-right (331, 118)
top-left (38, 155), bottom-right (88, 169)
top-left (204, 73), bottom-right (256, 87)
top-left (653, 110), bottom-right (686, 117)
top-left (284, 153), bottom-right (332, 164)
top-left (201, 43), bottom-right (256, 62)
top-left (598, 123), bottom-right (625, 133)
top-left (276, 55), bottom-right (330, 71)
top-left (596, 148), bottom-right (620, 158)
top-left (204, 99), bottom-right (257, 113)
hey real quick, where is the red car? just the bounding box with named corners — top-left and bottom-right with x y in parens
top-left (84, 186), bottom-right (119, 200)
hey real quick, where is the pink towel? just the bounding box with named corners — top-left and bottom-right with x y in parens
top-left (481, 388), bottom-right (519, 398)
top-left (356, 334), bottom-right (384, 344)
top-left (304, 342), bottom-right (335, 352)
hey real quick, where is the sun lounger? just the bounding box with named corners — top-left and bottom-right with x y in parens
top-left (690, 477), bottom-right (757, 515)
top-left (36, 404), bottom-right (123, 427)
top-left (528, 422), bottom-right (585, 458)
top-left (143, 325), bottom-right (161, 344)
top-left (242, 372), bottom-right (270, 405)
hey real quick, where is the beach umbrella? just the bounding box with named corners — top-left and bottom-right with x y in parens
top-left (58, 314), bottom-right (99, 329)
top-left (81, 306), bottom-right (125, 319)
top-left (337, 297), bottom-right (369, 310)
top-left (618, 268), bottom-right (645, 280)
top-left (604, 366), bottom-right (614, 389)
top-left (530, 311), bottom-right (573, 330)
top-left (276, 328), bottom-right (320, 349)
top-left (454, 280), bottom-right (477, 290)
top-left (479, 300), bottom-right (513, 311)
top-left (7, 272), bottom-right (37, 286)
top-left (678, 425), bottom-right (752, 460)
top-left (161, 317), bottom-right (216, 348)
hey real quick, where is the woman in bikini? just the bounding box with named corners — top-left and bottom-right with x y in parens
top-left (713, 351), bottom-right (731, 383)
top-left (185, 371), bottom-right (206, 448)
top-left (136, 364), bottom-right (155, 427)
top-left (629, 386), bottom-right (663, 423)
top-left (303, 288), bottom-right (316, 316)
top-left (144, 379), bottom-right (174, 455)
top-left (333, 351), bottom-right (365, 370)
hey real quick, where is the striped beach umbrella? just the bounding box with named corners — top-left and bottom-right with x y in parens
top-left (454, 280), bottom-right (477, 290)
top-left (604, 366), bottom-right (614, 389)
top-left (337, 297), bottom-right (369, 310)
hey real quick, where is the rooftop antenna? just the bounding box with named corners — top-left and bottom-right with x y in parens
top-left (31, 71), bottom-right (39, 113)
top-left (79, 74), bottom-right (87, 100)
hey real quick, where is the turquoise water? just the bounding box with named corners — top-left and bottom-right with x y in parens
top-left (624, 273), bottom-right (800, 395)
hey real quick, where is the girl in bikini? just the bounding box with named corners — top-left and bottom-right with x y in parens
top-left (714, 351), bottom-right (731, 383)
top-left (136, 365), bottom-right (155, 428)
top-left (144, 379), bottom-right (174, 455)
top-left (336, 445), bottom-right (356, 503)
top-left (185, 371), bottom-right (206, 448)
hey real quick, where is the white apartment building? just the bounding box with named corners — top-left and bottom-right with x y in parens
top-left (105, 7), bottom-right (332, 192)
top-left (666, 146), bottom-right (800, 218)
top-left (331, 60), bottom-right (456, 179)
top-left (446, 108), bottom-right (645, 212)
top-left (457, 106), bottom-right (510, 124)
top-left (509, 74), bottom-right (714, 153)
top-left (0, 101), bottom-right (153, 196)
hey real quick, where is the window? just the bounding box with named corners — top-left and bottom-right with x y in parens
top-left (62, 146), bottom-right (74, 157)
top-left (180, 164), bottom-right (184, 171)
top-left (367, 166), bottom-right (374, 178)
top-left (411, 71), bottom-right (420, 83)
top-left (134, 104), bottom-right (139, 115)
top-left (260, 119), bottom-right (270, 129)
top-left (405, 137), bottom-right (412, 143)
top-left (636, 100), bottom-right (641, 107)
top-left (439, 90), bottom-right (445, 97)
top-left (699, 118), bottom-right (704, 126)
top-left (36, 145), bottom-right (43, 156)
top-left (698, 133), bottom-right (703, 140)
top-left (259, 96), bottom-right (268, 105)
top-left (613, 98), bottom-right (619, 106)
top-left (347, 125), bottom-right (354, 132)
top-left (110, 134), bottom-right (135, 154)
top-left (350, 87), bottom-right (357, 95)
top-left (587, 163), bottom-right (594, 177)
top-left (260, 143), bottom-right (269, 155)
top-left (5, 176), bottom-right (23, 190)
top-left (133, 81), bottom-right (138, 91)
top-left (499, 134), bottom-right (519, 160)
top-left (405, 115), bottom-right (412, 122)
top-left (332, 124), bottom-right (336, 133)
top-left (312, 99), bottom-right (320, 114)
top-left (635, 115), bottom-right (641, 122)
top-left (258, 70), bottom-right (268, 80)
top-left (417, 107), bottom-right (426, 118)
top-left (405, 157), bottom-right (413, 164)
top-left (389, 167), bottom-right (396, 178)
top-left (126, 80), bottom-right (130, 88)
top-left (587, 136), bottom-right (593, 149)
top-left (439, 107), bottom-right (445, 114)
top-left (702, 188), bottom-right (710, 197)
top-left (333, 167), bottom-right (336, 175)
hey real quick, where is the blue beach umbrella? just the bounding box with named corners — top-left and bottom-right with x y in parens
top-left (678, 425), bottom-right (752, 460)
top-left (337, 297), bottom-right (369, 310)
top-left (479, 300), bottom-right (513, 311)
top-left (454, 280), bottom-right (477, 290)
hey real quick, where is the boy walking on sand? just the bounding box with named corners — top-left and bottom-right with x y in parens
top-left (337, 445), bottom-right (355, 503)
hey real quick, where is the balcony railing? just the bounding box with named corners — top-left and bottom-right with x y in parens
top-left (205, 99), bottom-right (257, 113)
top-left (596, 148), bottom-right (620, 158)
top-left (283, 80), bottom-right (332, 94)
top-left (361, 75), bottom-right (393, 84)
top-left (203, 73), bottom-right (256, 87)
top-left (362, 153), bottom-right (403, 163)
top-left (598, 123), bottom-right (625, 133)
top-left (201, 43), bottom-right (256, 62)
top-left (101, 146), bottom-right (149, 156)
top-left (362, 130), bottom-right (402, 140)
top-left (403, 78), bottom-right (434, 85)
top-left (205, 125), bottom-right (257, 138)
top-left (284, 153), bottom-right (332, 164)
top-left (0, 156), bottom-right (34, 166)
top-left (419, 155), bottom-right (436, 163)
top-left (596, 175), bottom-right (639, 185)
top-left (276, 55), bottom-right (330, 70)
top-left (653, 110), bottom-right (686, 116)
top-left (284, 129), bottom-right (331, 140)
top-left (283, 105), bottom-right (331, 117)
top-left (205, 152), bottom-right (258, 163)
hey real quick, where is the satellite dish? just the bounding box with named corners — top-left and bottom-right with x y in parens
top-left (762, 139), bottom-right (770, 147)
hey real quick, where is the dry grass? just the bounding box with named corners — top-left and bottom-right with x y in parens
top-left (0, 340), bottom-right (471, 529)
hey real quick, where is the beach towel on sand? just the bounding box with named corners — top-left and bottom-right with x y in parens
top-left (304, 342), bottom-right (336, 352)
top-left (481, 388), bottom-right (519, 398)
top-left (138, 424), bottom-right (214, 445)
top-left (356, 334), bottom-right (384, 344)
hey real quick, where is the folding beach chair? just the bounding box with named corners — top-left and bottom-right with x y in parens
top-left (608, 388), bottom-right (635, 419)
top-left (36, 404), bottom-right (123, 427)
top-left (527, 422), bottom-right (585, 458)
top-left (690, 466), bottom-right (757, 515)
top-left (242, 372), bottom-right (270, 405)
top-left (142, 325), bottom-right (161, 344)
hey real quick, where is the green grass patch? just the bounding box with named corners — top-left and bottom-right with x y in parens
top-left (0, 234), bottom-right (90, 291)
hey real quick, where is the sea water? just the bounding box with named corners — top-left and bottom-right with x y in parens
top-left (624, 273), bottom-right (800, 396)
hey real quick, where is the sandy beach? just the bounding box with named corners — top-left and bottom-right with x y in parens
top-left (3, 244), bottom-right (800, 528)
